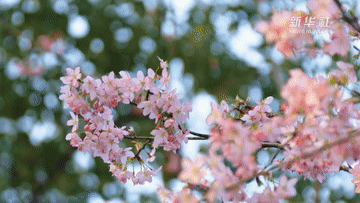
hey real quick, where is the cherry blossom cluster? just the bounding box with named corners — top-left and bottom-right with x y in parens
top-left (170, 61), bottom-right (360, 202)
top-left (59, 62), bottom-right (360, 201)
top-left (160, 1), bottom-right (360, 200)
top-left (60, 56), bottom-right (360, 201)
top-left (174, 96), bottom-right (298, 202)
top-left (277, 62), bottom-right (360, 182)
top-left (248, 175), bottom-right (298, 202)
top-left (255, 0), bottom-right (357, 57)
top-left (57, 1), bottom-right (360, 201)
top-left (171, 129), bottom-right (298, 202)
top-left (59, 58), bottom-right (191, 185)
top-left (255, 9), bottom-right (314, 57)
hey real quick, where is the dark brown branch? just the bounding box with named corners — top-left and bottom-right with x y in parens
top-left (123, 135), bottom-right (288, 149)
top-left (264, 148), bottom-right (282, 169)
top-left (334, 0), bottom-right (360, 33)
top-left (124, 136), bottom-right (207, 140)
top-left (124, 136), bottom-right (153, 140)
top-left (261, 142), bottom-right (284, 149)
top-left (340, 165), bottom-right (350, 172)
top-left (135, 140), bottom-right (151, 159)
top-left (189, 131), bottom-right (209, 139)
top-left (130, 101), bottom-right (138, 106)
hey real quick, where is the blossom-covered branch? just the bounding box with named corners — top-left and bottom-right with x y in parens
top-left (58, 0), bottom-right (360, 199)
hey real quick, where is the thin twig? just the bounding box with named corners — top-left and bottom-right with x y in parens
top-left (264, 148), bottom-right (282, 169)
top-left (189, 131), bottom-right (209, 139)
top-left (135, 140), bottom-right (151, 158)
top-left (263, 131), bottom-right (297, 169)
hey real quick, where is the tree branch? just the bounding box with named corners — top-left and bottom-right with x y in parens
top-left (345, 97), bottom-right (360, 103)
top-left (124, 136), bottom-right (207, 140)
top-left (261, 142), bottom-right (284, 149)
top-left (334, 0), bottom-right (360, 33)
top-left (135, 140), bottom-right (151, 159)
top-left (279, 130), bottom-right (359, 168)
top-left (340, 164), bottom-right (350, 172)
top-left (188, 131), bottom-right (209, 139)
top-left (226, 129), bottom-right (360, 191)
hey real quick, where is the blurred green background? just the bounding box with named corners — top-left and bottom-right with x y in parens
top-left (0, 0), bottom-right (360, 202)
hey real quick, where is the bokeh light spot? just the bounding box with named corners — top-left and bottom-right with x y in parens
top-left (6, 59), bottom-right (21, 79)
top-left (90, 38), bottom-right (104, 54)
top-left (11, 11), bottom-right (24, 26)
top-left (32, 77), bottom-right (48, 92)
top-left (68, 16), bottom-right (90, 38)
top-left (18, 37), bottom-right (32, 52)
top-left (44, 93), bottom-right (58, 109)
top-left (139, 36), bottom-right (156, 54)
top-left (53, 0), bottom-right (69, 14)
top-left (116, 3), bottom-right (134, 18)
top-left (73, 151), bottom-right (95, 172)
top-left (114, 27), bottom-right (133, 43)
top-left (81, 61), bottom-right (96, 75)
top-left (21, 0), bottom-right (40, 13)
top-left (29, 92), bottom-right (42, 106)
top-left (0, 0), bottom-right (21, 11)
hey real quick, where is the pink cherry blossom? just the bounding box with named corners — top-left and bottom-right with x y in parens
top-left (307, 0), bottom-right (340, 18)
top-left (60, 66), bottom-right (81, 87)
top-left (174, 188), bottom-right (200, 203)
top-left (151, 128), bottom-right (169, 148)
top-left (112, 126), bottom-right (129, 140)
top-left (135, 166), bottom-right (162, 185)
top-left (179, 156), bottom-right (206, 185)
top-left (275, 175), bottom-right (298, 198)
top-left (281, 69), bottom-right (328, 115)
top-left (101, 71), bottom-right (116, 92)
top-left (256, 96), bottom-right (273, 113)
top-left (137, 100), bottom-right (158, 120)
top-left (323, 37), bottom-right (351, 56)
top-left (67, 111), bottom-right (79, 132)
top-left (110, 166), bottom-right (133, 183)
top-left (59, 85), bottom-right (72, 108)
top-left (160, 68), bottom-right (171, 88)
top-left (158, 56), bottom-right (169, 69)
top-left (146, 148), bottom-right (156, 163)
top-left (118, 147), bottom-right (134, 166)
top-left (65, 132), bottom-right (82, 147)
top-left (206, 102), bottom-right (223, 125)
top-left (93, 141), bottom-right (111, 163)
top-left (81, 76), bottom-right (100, 100)
top-left (350, 163), bottom-right (360, 193)
top-left (335, 61), bottom-right (357, 84)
